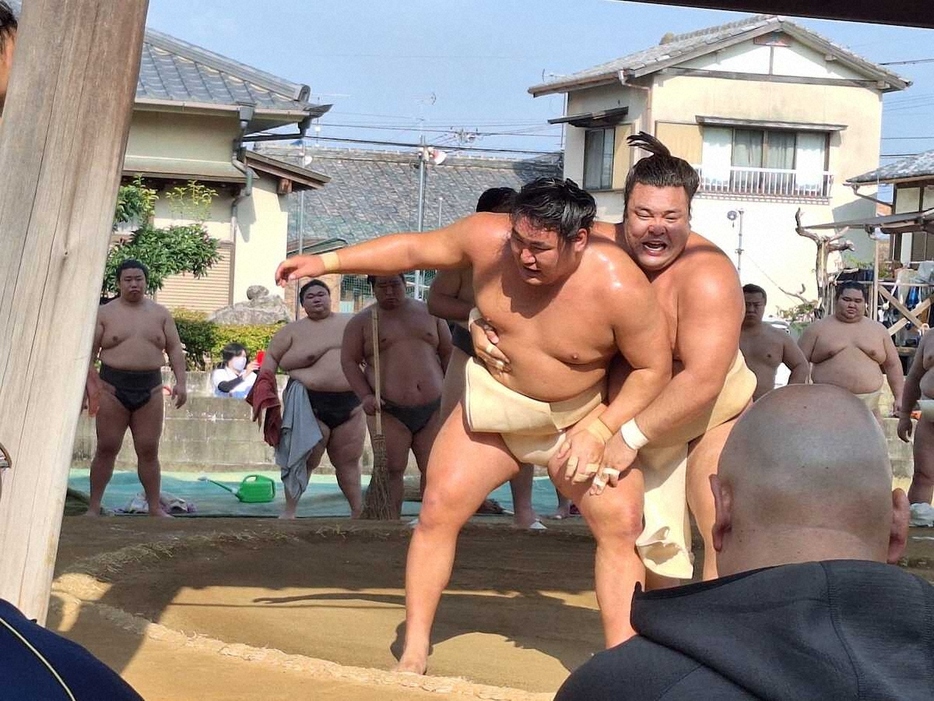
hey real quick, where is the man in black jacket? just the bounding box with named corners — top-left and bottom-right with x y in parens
top-left (556, 384), bottom-right (932, 700)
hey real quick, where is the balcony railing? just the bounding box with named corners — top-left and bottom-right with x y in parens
top-left (693, 165), bottom-right (833, 199)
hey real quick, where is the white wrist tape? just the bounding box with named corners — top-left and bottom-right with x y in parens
top-left (320, 251), bottom-right (340, 273)
top-left (467, 307), bottom-right (483, 329)
top-left (620, 418), bottom-right (649, 451)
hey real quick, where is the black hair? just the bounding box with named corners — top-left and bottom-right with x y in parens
top-left (116, 258), bottom-right (148, 282)
top-left (299, 279), bottom-right (330, 301)
top-left (511, 177), bottom-right (596, 241)
top-left (0, 1), bottom-right (16, 53)
top-left (367, 273), bottom-right (405, 289)
top-left (476, 187), bottom-right (516, 214)
top-left (836, 281), bottom-right (867, 301)
top-left (217, 342), bottom-right (247, 369)
top-left (624, 132), bottom-right (700, 208)
top-left (742, 283), bottom-right (767, 302)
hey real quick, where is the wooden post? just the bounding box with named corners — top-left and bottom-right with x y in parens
top-left (0, 0), bottom-right (149, 622)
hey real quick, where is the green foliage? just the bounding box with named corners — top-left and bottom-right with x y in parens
top-left (777, 300), bottom-right (821, 333)
top-left (103, 224), bottom-right (221, 295)
top-left (171, 310), bottom-right (284, 370)
top-left (172, 310), bottom-right (217, 371)
top-left (114, 176), bottom-right (157, 226)
top-left (104, 179), bottom-right (221, 296)
top-left (212, 323), bottom-right (284, 361)
top-left (165, 181), bottom-right (217, 222)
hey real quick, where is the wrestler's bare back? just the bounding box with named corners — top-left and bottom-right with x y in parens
top-left (96, 298), bottom-right (171, 371)
top-left (467, 216), bottom-right (656, 403)
top-left (803, 316), bottom-right (889, 394)
top-left (272, 314), bottom-right (354, 392)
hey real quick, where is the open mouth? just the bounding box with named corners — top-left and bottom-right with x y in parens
top-left (641, 240), bottom-right (668, 255)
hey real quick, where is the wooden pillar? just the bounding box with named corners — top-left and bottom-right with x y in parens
top-left (0, 0), bottom-right (149, 622)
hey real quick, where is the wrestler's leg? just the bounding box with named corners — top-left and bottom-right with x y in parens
top-left (908, 418), bottom-right (934, 505)
top-left (686, 417), bottom-right (740, 579)
top-left (396, 403), bottom-right (520, 674)
top-left (328, 409), bottom-right (366, 518)
top-left (87, 388), bottom-right (130, 516)
top-left (509, 463), bottom-right (539, 528)
top-left (553, 464), bottom-right (645, 647)
top-left (411, 406), bottom-right (443, 498)
top-left (369, 411), bottom-right (414, 518)
top-left (281, 425), bottom-right (328, 519)
top-left (439, 348), bottom-right (468, 419)
top-left (128, 390), bottom-right (169, 517)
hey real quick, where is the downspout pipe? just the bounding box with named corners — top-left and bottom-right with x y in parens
top-left (230, 103), bottom-right (257, 241)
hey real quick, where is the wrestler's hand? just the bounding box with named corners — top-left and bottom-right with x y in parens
top-left (275, 255), bottom-right (325, 286)
top-left (897, 414), bottom-right (914, 442)
top-left (83, 371), bottom-right (102, 417)
top-left (171, 385), bottom-right (188, 409)
top-left (556, 430), bottom-right (606, 486)
top-left (362, 394), bottom-right (383, 416)
top-left (470, 316), bottom-right (511, 372)
top-left (590, 433), bottom-right (637, 496)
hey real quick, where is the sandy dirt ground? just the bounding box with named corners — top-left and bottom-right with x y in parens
top-left (49, 515), bottom-right (934, 701)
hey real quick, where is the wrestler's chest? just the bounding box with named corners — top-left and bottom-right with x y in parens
top-left (368, 318), bottom-right (438, 351)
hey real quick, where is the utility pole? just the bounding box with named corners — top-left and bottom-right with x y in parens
top-left (728, 209), bottom-right (745, 277)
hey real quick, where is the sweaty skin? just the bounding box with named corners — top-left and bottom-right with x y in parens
top-left (342, 276), bottom-right (452, 517)
top-left (262, 284), bottom-right (365, 519)
top-left (275, 206), bottom-right (672, 674)
top-left (474, 183), bottom-right (751, 582)
top-left (798, 288), bottom-right (904, 420)
top-left (739, 292), bottom-right (809, 400)
top-left (429, 265), bottom-right (540, 528)
top-left (86, 268), bottom-right (187, 518)
top-left (898, 332), bottom-right (934, 505)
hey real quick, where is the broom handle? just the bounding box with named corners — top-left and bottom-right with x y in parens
top-left (371, 303), bottom-right (382, 435)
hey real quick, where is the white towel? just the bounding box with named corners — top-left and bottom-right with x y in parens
top-left (275, 380), bottom-right (323, 499)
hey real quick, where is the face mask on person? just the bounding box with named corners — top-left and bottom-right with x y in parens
top-left (231, 356), bottom-right (247, 372)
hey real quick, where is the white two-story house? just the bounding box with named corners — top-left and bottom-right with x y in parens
top-left (529, 14), bottom-right (909, 314)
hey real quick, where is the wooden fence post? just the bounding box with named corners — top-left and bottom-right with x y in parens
top-left (0, 0), bottom-right (149, 622)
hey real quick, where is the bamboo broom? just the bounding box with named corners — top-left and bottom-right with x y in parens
top-left (361, 302), bottom-right (395, 519)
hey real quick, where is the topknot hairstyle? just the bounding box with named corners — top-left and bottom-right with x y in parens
top-left (624, 132), bottom-right (700, 208)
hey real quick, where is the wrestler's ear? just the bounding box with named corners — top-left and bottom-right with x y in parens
top-left (887, 488), bottom-right (910, 564)
top-left (710, 474), bottom-right (732, 553)
top-left (571, 228), bottom-right (588, 253)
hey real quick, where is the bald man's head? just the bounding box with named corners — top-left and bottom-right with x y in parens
top-left (712, 385), bottom-right (909, 575)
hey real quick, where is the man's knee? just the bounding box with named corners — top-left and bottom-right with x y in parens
top-left (587, 497), bottom-right (644, 543)
top-left (93, 443), bottom-right (121, 462)
top-left (134, 443), bottom-right (160, 463)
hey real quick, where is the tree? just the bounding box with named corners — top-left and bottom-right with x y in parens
top-left (103, 178), bottom-right (221, 295)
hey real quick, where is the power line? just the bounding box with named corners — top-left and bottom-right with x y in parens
top-left (306, 135), bottom-right (558, 155)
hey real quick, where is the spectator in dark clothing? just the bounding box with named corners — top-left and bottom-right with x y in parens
top-left (556, 384), bottom-right (932, 701)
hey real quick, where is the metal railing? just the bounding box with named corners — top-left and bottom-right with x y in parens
top-left (694, 165), bottom-right (833, 198)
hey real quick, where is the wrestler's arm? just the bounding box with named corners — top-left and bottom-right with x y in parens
top-left (262, 324), bottom-right (292, 375)
top-left (436, 316), bottom-right (453, 371)
top-left (340, 312), bottom-right (379, 414)
top-left (84, 310), bottom-right (105, 413)
top-left (781, 330), bottom-right (810, 384)
top-left (427, 270), bottom-right (471, 322)
top-left (796, 322), bottom-right (818, 370)
top-left (881, 328), bottom-right (905, 414)
top-left (276, 215), bottom-right (483, 284)
top-left (164, 311), bottom-right (188, 408)
top-left (898, 334), bottom-right (928, 441)
top-left (631, 259), bottom-right (744, 441)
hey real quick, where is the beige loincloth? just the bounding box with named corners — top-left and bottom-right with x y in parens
top-left (854, 389), bottom-right (882, 413)
top-left (920, 396), bottom-right (934, 421)
top-left (636, 350), bottom-right (757, 579)
top-left (463, 358), bottom-right (604, 465)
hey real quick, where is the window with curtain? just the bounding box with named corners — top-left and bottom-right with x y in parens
top-left (583, 127), bottom-right (615, 191)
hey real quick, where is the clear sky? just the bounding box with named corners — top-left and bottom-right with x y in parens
top-left (145, 0), bottom-right (934, 163)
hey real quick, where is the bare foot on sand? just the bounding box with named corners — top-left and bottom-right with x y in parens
top-left (393, 652), bottom-right (428, 675)
top-left (278, 510), bottom-right (297, 520)
top-left (149, 508), bottom-right (173, 518)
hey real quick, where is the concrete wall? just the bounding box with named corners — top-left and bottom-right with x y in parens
top-left (234, 176), bottom-right (289, 302)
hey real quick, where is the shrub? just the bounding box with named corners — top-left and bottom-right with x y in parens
top-left (172, 309), bottom-right (216, 370)
top-left (211, 323), bottom-right (285, 363)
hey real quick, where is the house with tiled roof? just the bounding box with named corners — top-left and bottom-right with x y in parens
top-left (848, 153), bottom-right (934, 263)
top-left (256, 145), bottom-right (561, 310)
top-left (529, 14), bottom-right (909, 313)
top-left (8, 0), bottom-right (331, 314)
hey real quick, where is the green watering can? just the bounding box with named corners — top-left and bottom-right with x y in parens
top-left (199, 474), bottom-right (276, 503)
